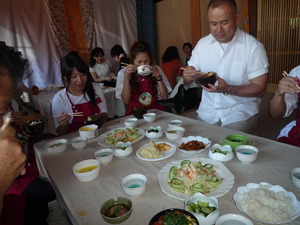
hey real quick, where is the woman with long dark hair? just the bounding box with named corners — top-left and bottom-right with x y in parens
top-left (115, 41), bottom-right (172, 115)
top-left (52, 51), bottom-right (108, 135)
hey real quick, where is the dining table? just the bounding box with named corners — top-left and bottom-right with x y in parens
top-left (31, 86), bottom-right (126, 135)
top-left (34, 109), bottom-right (300, 225)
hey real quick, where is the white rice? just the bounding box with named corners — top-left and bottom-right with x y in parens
top-left (240, 184), bottom-right (294, 222)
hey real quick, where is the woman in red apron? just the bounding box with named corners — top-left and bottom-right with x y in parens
top-left (121, 41), bottom-right (171, 115)
top-left (270, 66), bottom-right (300, 146)
top-left (53, 52), bottom-right (108, 135)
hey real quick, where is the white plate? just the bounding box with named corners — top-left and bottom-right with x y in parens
top-left (175, 136), bottom-right (211, 155)
top-left (136, 141), bottom-right (176, 162)
top-left (97, 127), bottom-right (145, 147)
top-left (233, 182), bottom-right (300, 224)
top-left (157, 158), bottom-right (234, 200)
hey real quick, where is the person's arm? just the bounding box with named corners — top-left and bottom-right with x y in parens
top-left (90, 71), bottom-right (111, 83)
top-left (153, 66), bottom-right (170, 99)
top-left (93, 83), bottom-right (109, 121)
top-left (55, 113), bottom-right (71, 135)
top-left (270, 76), bottom-right (300, 118)
top-left (121, 65), bottom-right (136, 104)
top-left (0, 126), bottom-right (26, 214)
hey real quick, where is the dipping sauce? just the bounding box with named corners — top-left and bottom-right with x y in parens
top-left (76, 165), bottom-right (98, 173)
top-left (236, 149), bottom-right (256, 155)
top-left (79, 127), bottom-right (95, 131)
top-left (124, 178), bottom-right (145, 188)
top-left (167, 130), bottom-right (182, 134)
top-left (293, 172), bottom-right (300, 179)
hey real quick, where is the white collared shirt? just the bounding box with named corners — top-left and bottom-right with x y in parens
top-left (188, 28), bottom-right (269, 126)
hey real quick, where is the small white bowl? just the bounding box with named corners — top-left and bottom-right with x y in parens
top-left (165, 127), bottom-right (185, 141)
top-left (291, 168), bottom-right (300, 189)
top-left (143, 113), bottom-right (156, 123)
top-left (121, 173), bottom-right (147, 197)
top-left (209, 144), bottom-right (233, 162)
top-left (185, 193), bottom-right (220, 225)
top-left (78, 124), bottom-right (98, 139)
top-left (235, 145), bottom-right (258, 164)
top-left (94, 148), bottom-right (113, 166)
top-left (124, 118), bottom-right (138, 128)
top-left (215, 214), bottom-right (253, 225)
top-left (71, 136), bottom-right (87, 150)
top-left (168, 120), bottom-right (183, 128)
top-left (45, 139), bottom-right (68, 153)
top-left (145, 126), bottom-right (163, 140)
top-left (72, 159), bottom-right (100, 182)
top-left (114, 142), bottom-right (133, 159)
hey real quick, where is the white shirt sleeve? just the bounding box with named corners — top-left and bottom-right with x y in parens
top-left (284, 65), bottom-right (300, 117)
top-left (115, 68), bottom-right (126, 99)
top-left (92, 82), bottom-right (108, 114)
top-left (52, 89), bottom-right (73, 128)
top-left (156, 66), bottom-right (172, 95)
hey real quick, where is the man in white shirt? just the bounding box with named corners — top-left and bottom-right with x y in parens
top-left (183, 0), bottom-right (269, 133)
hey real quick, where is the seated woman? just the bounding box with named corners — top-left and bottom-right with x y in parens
top-left (89, 47), bottom-right (116, 87)
top-left (161, 46), bottom-right (182, 88)
top-left (52, 51), bottom-right (108, 135)
top-left (115, 41), bottom-right (172, 115)
top-left (270, 65), bottom-right (300, 146)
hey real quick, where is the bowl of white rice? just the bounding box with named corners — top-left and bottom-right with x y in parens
top-left (233, 182), bottom-right (300, 224)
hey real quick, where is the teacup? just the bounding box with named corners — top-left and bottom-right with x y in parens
top-left (220, 134), bottom-right (254, 151)
top-left (137, 65), bottom-right (152, 76)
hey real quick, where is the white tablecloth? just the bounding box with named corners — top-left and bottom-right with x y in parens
top-left (34, 110), bottom-right (300, 225)
top-left (31, 87), bottom-right (125, 135)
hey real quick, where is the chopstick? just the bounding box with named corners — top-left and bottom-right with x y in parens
top-left (180, 67), bottom-right (206, 76)
top-left (0, 112), bottom-right (12, 131)
top-left (52, 112), bottom-right (84, 117)
top-left (121, 62), bottom-right (129, 66)
top-left (282, 70), bottom-right (300, 90)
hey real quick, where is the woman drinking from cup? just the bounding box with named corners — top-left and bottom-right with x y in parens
top-left (52, 52), bottom-right (108, 135)
top-left (115, 41), bottom-right (172, 115)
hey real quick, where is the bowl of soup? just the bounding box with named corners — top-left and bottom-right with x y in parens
top-left (72, 159), bottom-right (100, 182)
top-left (45, 139), bottom-right (68, 153)
top-left (100, 197), bottom-right (133, 224)
top-left (79, 124), bottom-right (98, 139)
top-left (165, 127), bottom-right (186, 141)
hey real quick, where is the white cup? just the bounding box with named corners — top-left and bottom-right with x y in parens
top-left (79, 124), bottom-right (98, 139)
top-left (137, 65), bottom-right (152, 76)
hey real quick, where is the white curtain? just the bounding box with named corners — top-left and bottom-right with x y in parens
top-left (93, 0), bottom-right (137, 59)
top-left (0, 0), bottom-right (60, 88)
top-left (0, 0), bottom-right (137, 88)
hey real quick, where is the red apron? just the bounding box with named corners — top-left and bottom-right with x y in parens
top-left (126, 76), bottom-right (165, 115)
top-left (67, 92), bottom-right (102, 133)
top-left (277, 90), bottom-right (300, 147)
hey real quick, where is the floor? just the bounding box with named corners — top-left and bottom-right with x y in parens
top-left (47, 92), bottom-right (297, 224)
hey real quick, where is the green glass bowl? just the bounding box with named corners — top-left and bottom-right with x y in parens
top-left (100, 197), bottom-right (132, 224)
